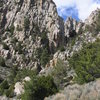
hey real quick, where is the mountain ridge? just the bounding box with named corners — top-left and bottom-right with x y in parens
top-left (1, 0), bottom-right (100, 99)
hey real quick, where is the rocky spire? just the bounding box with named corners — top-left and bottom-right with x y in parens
top-left (64, 17), bottom-right (84, 38)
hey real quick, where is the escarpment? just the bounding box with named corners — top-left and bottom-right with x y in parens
top-left (1, 0), bottom-right (100, 99)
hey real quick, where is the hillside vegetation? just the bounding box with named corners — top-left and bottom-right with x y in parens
top-left (69, 39), bottom-right (100, 84)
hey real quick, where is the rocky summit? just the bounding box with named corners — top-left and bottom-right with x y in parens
top-left (0, 0), bottom-right (100, 100)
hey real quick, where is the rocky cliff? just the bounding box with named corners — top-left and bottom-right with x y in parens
top-left (0, 0), bottom-right (85, 71)
top-left (1, 0), bottom-right (100, 99)
top-left (0, 0), bottom-right (65, 72)
top-left (64, 17), bottom-right (84, 38)
top-left (0, 0), bottom-right (64, 47)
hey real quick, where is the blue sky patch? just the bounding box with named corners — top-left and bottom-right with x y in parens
top-left (57, 6), bottom-right (80, 21)
top-left (53, 0), bottom-right (100, 21)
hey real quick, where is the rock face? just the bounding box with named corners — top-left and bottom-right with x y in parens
top-left (14, 82), bottom-right (24, 96)
top-left (0, 0), bottom-right (64, 71)
top-left (14, 76), bottom-right (31, 96)
top-left (85, 8), bottom-right (100, 25)
top-left (0, 0), bottom-right (100, 75)
top-left (1, 0), bottom-right (100, 100)
top-left (43, 8), bottom-right (100, 100)
top-left (1, 0), bottom-right (64, 47)
top-left (64, 17), bottom-right (84, 38)
top-left (0, 0), bottom-right (86, 70)
top-left (45, 79), bottom-right (100, 100)
top-left (0, 0), bottom-right (65, 70)
top-left (84, 8), bottom-right (100, 33)
top-left (0, 66), bottom-right (10, 80)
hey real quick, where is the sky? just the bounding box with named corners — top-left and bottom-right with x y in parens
top-left (53, 0), bottom-right (100, 21)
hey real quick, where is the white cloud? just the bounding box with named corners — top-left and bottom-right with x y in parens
top-left (53, 0), bottom-right (100, 21)
top-left (53, 0), bottom-right (75, 8)
top-left (58, 6), bottom-right (78, 20)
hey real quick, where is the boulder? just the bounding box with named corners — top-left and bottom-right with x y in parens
top-left (14, 82), bottom-right (24, 96)
top-left (45, 79), bottom-right (100, 100)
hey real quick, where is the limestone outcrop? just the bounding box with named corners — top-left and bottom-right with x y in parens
top-left (45, 79), bottom-right (100, 100)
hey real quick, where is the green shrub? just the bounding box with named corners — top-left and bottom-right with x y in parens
top-left (35, 48), bottom-right (42, 59)
top-left (6, 25), bottom-right (15, 35)
top-left (15, 41), bottom-right (23, 54)
top-left (69, 39), bottom-right (100, 84)
top-left (15, 69), bottom-right (37, 82)
top-left (71, 37), bottom-right (76, 46)
top-left (0, 14), bottom-right (1, 20)
top-left (69, 30), bottom-right (76, 37)
top-left (8, 65), bottom-right (19, 84)
top-left (51, 59), bottom-right (68, 88)
top-left (35, 31), bottom-right (50, 67)
top-left (24, 17), bottom-right (30, 30)
top-left (41, 32), bottom-right (48, 44)
top-left (4, 85), bottom-right (14, 97)
top-left (7, 68), bottom-right (37, 97)
top-left (40, 48), bottom-right (50, 67)
top-left (21, 75), bottom-right (58, 100)
top-left (0, 80), bottom-right (9, 95)
top-left (16, 25), bottom-right (23, 31)
top-left (2, 42), bottom-right (9, 50)
top-left (41, 32), bottom-right (49, 50)
top-left (11, 37), bottom-right (18, 44)
top-left (84, 25), bottom-right (91, 32)
top-left (8, 66), bottom-right (37, 84)
top-left (10, 25), bottom-right (15, 34)
top-left (58, 46), bottom-right (65, 52)
top-left (0, 1), bottom-right (3, 7)
top-left (0, 57), bottom-right (6, 67)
